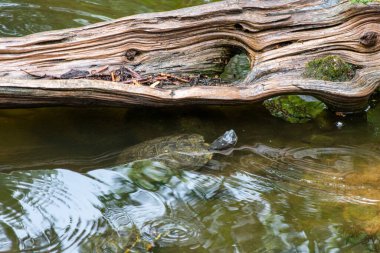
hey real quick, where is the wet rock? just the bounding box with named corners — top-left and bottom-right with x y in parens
top-left (263, 95), bottom-right (327, 123)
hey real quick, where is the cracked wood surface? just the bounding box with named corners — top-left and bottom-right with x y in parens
top-left (0, 0), bottom-right (379, 110)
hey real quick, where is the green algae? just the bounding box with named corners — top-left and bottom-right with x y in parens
top-left (263, 95), bottom-right (327, 123)
top-left (350, 0), bottom-right (378, 4)
top-left (304, 55), bottom-right (355, 82)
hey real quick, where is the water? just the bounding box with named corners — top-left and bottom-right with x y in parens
top-left (0, 105), bottom-right (379, 252)
top-left (0, 0), bottom-right (217, 37)
top-left (1, 1), bottom-right (380, 252)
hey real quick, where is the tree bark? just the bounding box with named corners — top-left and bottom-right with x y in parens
top-left (0, 0), bottom-right (379, 111)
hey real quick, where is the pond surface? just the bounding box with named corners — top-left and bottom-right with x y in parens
top-left (0, 105), bottom-right (380, 253)
top-left (0, 0), bottom-right (217, 37)
top-left (1, 1), bottom-right (380, 253)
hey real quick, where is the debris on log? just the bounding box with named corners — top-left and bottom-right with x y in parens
top-left (0, 0), bottom-right (380, 111)
top-left (22, 66), bottom-right (226, 88)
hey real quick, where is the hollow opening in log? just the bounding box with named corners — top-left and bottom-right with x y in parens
top-left (117, 45), bottom-right (252, 87)
top-left (27, 44), bottom-right (252, 89)
top-left (220, 47), bottom-right (251, 83)
top-left (128, 43), bottom-right (253, 87)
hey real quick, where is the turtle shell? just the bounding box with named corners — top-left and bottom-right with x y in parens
top-left (117, 134), bottom-right (212, 169)
top-left (82, 225), bottom-right (152, 253)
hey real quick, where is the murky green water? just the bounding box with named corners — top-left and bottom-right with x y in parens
top-left (2, 1), bottom-right (380, 253)
top-left (0, 0), bottom-right (217, 37)
top-left (1, 105), bottom-right (380, 252)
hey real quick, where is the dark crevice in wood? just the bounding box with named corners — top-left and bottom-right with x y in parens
top-left (360, 32), bottom-right (378, 48)
top-left (234, 23), bottom-right (244, 31)
top-left (124, 49), bottom-right (141, 61)
top-left (33, 38), bottom-right (69, 46)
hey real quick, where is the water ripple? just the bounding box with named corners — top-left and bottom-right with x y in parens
top-left (236, 144), bottom-right (380, 204)
top-left (0, 169), bottom-right (104, 252)
top-left (141, 217), bottom-right (202, 248)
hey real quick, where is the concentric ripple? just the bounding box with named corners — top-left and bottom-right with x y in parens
top-left (0, 169), bottom-right (106, 253)
top-left (141, 217), bottom-right (202, 248)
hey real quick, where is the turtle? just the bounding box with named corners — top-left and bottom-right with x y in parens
top-left (81, 224), bottom-right (157, 253)
top-left (117, 130), bottom-right (238, 170)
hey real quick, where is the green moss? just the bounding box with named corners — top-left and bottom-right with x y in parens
top-left (304, 55), bottom-right (355, 82)
top-left (263, 95), bottom-right (327, 123)
top-left (350, 0), bottom-right (377, 4)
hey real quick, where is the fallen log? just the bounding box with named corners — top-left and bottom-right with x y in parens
top-left (0, 0), bottom-right (380, 111)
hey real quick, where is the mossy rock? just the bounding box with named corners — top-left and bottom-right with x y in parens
top-left (304, 55), bottom-right (355, 82)
top-left (220, 53), bottom-right (250, 81)
top-left (263, 95), bottom-right (327, 123)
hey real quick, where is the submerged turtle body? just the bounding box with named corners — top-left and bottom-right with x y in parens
top-left (117, 131), bottom-right (237, 170)
top-left (82, 225), bottom-right (154, 253)
top-left (117, 134), bottom-right (212, 169)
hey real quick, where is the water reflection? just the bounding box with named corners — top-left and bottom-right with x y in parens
top-left (0, 0), bottom-right (218, 37)
top-left (0, 147), bottom-right (378, 252)
top-left (0, 105), bottom-right (379, 252)
top-left (0, 169), bottom-right (104, 252)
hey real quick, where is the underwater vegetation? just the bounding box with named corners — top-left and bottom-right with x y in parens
top-left (263, 95), bottom-right (327, 123)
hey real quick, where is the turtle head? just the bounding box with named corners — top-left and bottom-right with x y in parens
top-left (209, 130), bottom-right (238, 151)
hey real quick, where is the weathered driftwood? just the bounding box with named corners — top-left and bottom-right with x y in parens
top-left (0, 0), bottom-right (380, 111)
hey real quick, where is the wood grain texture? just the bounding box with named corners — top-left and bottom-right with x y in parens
top-left (0, 0), bottom-right (379, 111)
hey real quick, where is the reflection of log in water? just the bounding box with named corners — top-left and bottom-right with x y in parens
top-left (0, 1), bottom-right (380, 110)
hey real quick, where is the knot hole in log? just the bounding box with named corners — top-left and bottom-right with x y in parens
top-left (125, 49), bottom-right (141, 61)
top-left (234, 23), bottom-right (253, 33)
top-left (360, 32), bottom-right (378, 48)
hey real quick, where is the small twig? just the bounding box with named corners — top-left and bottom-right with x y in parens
top-left (87, 73), bottom-right (112, 78)
top-left (150, 81), bottom-right (160, 88)
top-left (159, 73), bottom-right (189, 83)
top-left (124, 77), bottom-right (151, 84)
top-left (132, 79), bottom-right (141, 86)
top-left (125, 67), bottom-right (141, 79)
top-left (21, 69), bottom-right (48, 79)
top-left (91, 65), bottom-right (109, 74)
top-left (154, 76), bottom-right (169, 81)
